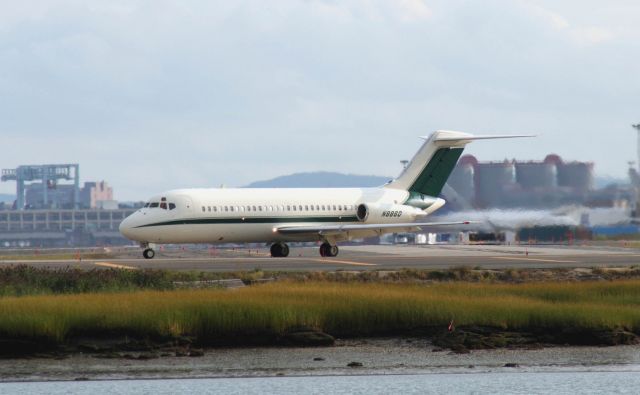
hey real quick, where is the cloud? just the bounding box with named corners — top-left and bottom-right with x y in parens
top-left (394, 0), bottom-right (432, 22)
top-left (571, 26), bottom-right (615, 45)
top-left (524, 2), bottom-right (615, 46)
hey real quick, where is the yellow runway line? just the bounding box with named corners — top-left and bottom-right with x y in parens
top-left (490, 256), bottom-right (577, 263)
top-left (95, 262), bottom-right (139, 270)
top-left (310, 258), bottom-right (378, 267)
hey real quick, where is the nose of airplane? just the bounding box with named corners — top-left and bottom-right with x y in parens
top-left (119, 214), bottom-right (137, 240)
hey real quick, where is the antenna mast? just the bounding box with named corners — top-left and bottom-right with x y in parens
top-left (632, 124), bottom-right (640, 171)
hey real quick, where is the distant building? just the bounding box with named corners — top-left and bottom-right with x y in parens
top-left (1, 164), bottom-right (121, 211)
top-left (0, 208), bottom-right (136, 247)
top-left (25, 183), bottom-right (77, 210)
top-left (80, 181), bottom-right (116, 209)
top-left (444, 154), bottom-right (620, 210)
top-left (23, 180), bottom-right (116, 210)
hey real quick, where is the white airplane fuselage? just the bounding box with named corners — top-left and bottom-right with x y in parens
top-left (120, 186), bottom-right (439, 244)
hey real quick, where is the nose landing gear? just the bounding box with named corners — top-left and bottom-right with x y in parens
top-left (319, 242), bottom-right (338, 257)
top-left (143, 248), bottom-right (155, 259)
top-left (140, 242), bottom-right (156, 259)
top-left (270, 243), bottom-right (290, 257)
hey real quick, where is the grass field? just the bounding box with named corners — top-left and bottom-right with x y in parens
top-left (1, 280), bottom-right (639, 344)
top-left (0, 253), bottom-right (112, 261)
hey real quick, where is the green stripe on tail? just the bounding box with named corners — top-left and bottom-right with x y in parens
top-left (409, 147), bottom-right (463, 196)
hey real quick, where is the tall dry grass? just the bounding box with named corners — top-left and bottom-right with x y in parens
top-left (1, 281), bottom-right (639, 342)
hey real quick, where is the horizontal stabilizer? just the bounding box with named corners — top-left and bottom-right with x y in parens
top-left (430, 131), bottom-right (536, 143)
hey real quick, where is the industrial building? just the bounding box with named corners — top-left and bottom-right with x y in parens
top-left (1, 164), bottom-right (80, 210)
top-left (445, 154), bottom-right (611, 209)
top-left (0, 164), bottom-right (134, 246)
top-left (1, 164), bottom-right (117, 210)
top-left (0, 208), bottom-right (136, 247)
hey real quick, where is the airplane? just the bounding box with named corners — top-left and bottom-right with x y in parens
top-left (119, 130), bottom-right (530, 259)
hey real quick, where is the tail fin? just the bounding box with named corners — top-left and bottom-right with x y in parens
top-left (386, 130), bottom-right (533, 196)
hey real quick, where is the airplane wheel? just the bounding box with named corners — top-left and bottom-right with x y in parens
top-left (281, 243), bottom-right (290, 257)
top-left (270, 243), bottom-right (290, 257)
top-left (143, 248), bottom-right (155, 259)
top-left (319, 243), bottom-right (328, 257)
top-left (319, 242), bottom-right (337, 257)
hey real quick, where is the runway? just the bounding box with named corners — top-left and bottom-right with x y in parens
top-left (2, 244), bottom-right (640, 272)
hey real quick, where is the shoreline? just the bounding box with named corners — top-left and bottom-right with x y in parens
top-left (1, 323), bottom-right (637, 359)
top-left (1, 340), bottom-right (639, 382)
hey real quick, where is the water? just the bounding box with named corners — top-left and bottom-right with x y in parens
top-left (3, 371), bottom-right (640, 395)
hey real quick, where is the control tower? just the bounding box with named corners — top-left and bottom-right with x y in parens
top-left (1, 164), bottom-right (80, 210)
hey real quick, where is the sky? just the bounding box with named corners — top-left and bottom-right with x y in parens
top-left (1, 0), bottom-right (639, 200)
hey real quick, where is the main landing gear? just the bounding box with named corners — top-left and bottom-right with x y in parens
top-left (319, 242), bottom-right (339, 257)
top-left (270, 243), bottom-right (290, 257)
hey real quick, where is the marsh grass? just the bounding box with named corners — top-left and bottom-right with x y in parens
top-left (0, 266), bottom-right (175, 296)
top-left (0, 253), bottom-right (112, 261)
top-left (1, 281), bottom-right (639, 343)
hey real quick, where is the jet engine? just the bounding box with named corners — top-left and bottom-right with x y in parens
top-left (356, 203), bottom-right (425, 224)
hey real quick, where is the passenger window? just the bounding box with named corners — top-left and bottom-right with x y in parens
top-left (293, 206), bottom-right (297, 211)
top-left (208, 206), bottom-right (211, 212)
top-left (298, 205), bottom-right (302, 211)
top-left (287, 205), bottom-right (291, 211)
top-left (332, 205), bottom-right (336, 210)
top-left (202, 206), bottom-right (205, 212)
top-left (310, 205), bottom-right (314, 211)
top-left (225, 206), bottom-right (228, 212)
top-left (305, 205), bottom-right (308, 211)
top-left (338, 205), bottom-right (342, 211)
top-left (322, 205), bottom-right (325, 210)
top-left (259, 206), bottom-right (263, 211)
top-left (169, 203), bottom-right (176, 210)
top-left (213, 207), bottom-right (217, 212)
top-left (316, 205), bottom-right (319, 210)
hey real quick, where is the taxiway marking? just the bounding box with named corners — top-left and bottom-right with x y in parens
top-left (310, 258), bottom-right (378, 267)
top-left (95, 262), bottom-right (139, 270)
top-left (490, 256), bottom-right (577, 263)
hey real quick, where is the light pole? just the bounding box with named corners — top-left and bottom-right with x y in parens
top-left (632, 124), bottom-right (640, 171)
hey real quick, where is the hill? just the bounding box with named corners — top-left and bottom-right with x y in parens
top-left (245, 172), bottom-right (391, 188)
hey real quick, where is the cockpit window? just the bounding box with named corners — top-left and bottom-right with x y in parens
top-left (160, 202), bottom-right (167, 209)
top-left (169, 203), bottom-right (176, 210)
top-left (149, 202), bottom-right (159, 208)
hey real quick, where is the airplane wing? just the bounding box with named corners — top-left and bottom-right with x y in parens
top-left (275, 221), bottom-right (474, 237)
